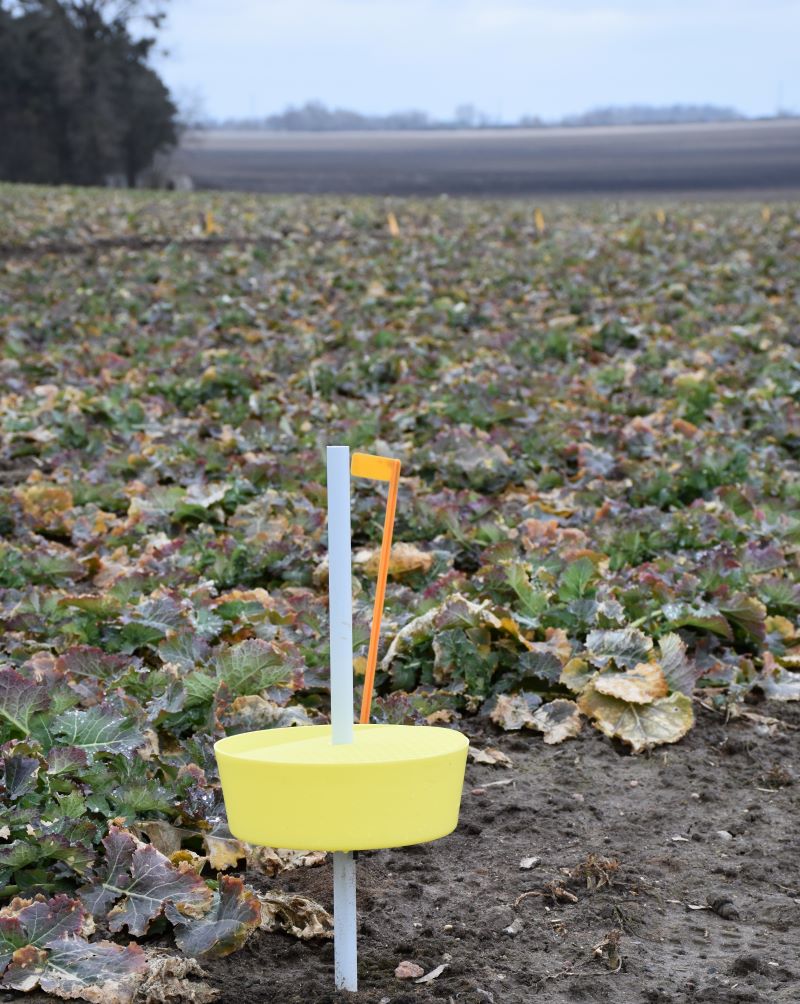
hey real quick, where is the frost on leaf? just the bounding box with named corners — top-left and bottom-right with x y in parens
top-left (578, 684), bottom-right (694, 753)
top-left (594, 663), bottom-right (668, 704)
top-left (585, 629), bottom-right (653, 670)
top-left (167, 876), bottom-right (261, 958)
top-left (80, 826), bottom-right (212, 936)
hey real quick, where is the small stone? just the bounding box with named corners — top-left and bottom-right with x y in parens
top-left (504, 917), bottom-right (525, 936)
top-left (519, 856), bottom-right (540, 870)
top-left (395, 960), bottom-right (425, 980)
top-left (716, 830), bottom-right (733, 841)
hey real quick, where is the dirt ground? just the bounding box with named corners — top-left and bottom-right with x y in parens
top-left (200, 700), bottom-right (799, 1004)
top-left (174, 120), bottom-right (800, 197)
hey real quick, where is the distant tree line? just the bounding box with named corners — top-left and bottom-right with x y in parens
top-left (216, 100), bottom-right (434, 133)
top-left (0, 0), bottom-right (177, 186)
top-left (562, 104), bottom-right (744, 127)
top-left (210, 100), bottom-right (755, 133)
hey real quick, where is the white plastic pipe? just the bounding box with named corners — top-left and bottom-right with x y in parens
top-left (327, 445), bottom-right (354, 746)
top-left (326, 445), bottom-right (357, 992)
top-left (332, 851), bottom-right (358, 991)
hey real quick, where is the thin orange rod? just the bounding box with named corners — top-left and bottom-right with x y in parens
top-left (351, 454), bottom-right (401, 724)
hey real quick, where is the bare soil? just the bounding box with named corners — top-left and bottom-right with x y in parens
top-left (204, 701), bottom-right (800, 1004)
top-left (174, 120), bottom-right (800, 198)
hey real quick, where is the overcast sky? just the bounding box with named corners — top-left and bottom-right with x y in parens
top-left (155, 0), bottom-right (800, 122)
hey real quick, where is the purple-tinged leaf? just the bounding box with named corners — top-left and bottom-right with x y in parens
top-left (82, 827), bottom-right (211, 936)
top-left (0, 666), bottom-right (50, 736)
top-left (105, 845), bottom-right (212, 936)
top-left (122, 594), bottom-right (187, 636)
top-left (167, 875), bottom-right (261, 958)
top-left (1, 753), bottom-right (40, 798)
top-left (46, 745), bottom-right (89, 775)
top-left (1, 944), bottom-right (47, 991)
top-left (1, 894), bottom-right (88, 946)
top-left (0, 894), bottom-right (92, 980)
top-left (54, 647), bottom-right (135, 681)
top-left (38, 936), bottom-right (146, 1003)
top-left (79, 827), bottom-right (137, 918)
top-left (720, 593), bottom-right (766, 643)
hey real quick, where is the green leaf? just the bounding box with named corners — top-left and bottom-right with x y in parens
top-left (184, 671), bottom-right (217, 709)
top-left (558, 558), bottom-right (597, 602)
top-left (432, 627), bottom-right (497, 696)
top-left (505, 562), bottom-right (550, 619)
top-left (213, 638), bottom-right (290, 696)
top-left (662, 602), bottom-right (732, 640)
top-left (50, 705), bottom-right (144, 761)
top-left (658, 633), bottom-right (697, 695)
top-left (516, 649), bottom-right (563, 684)
top-left (0, 840), bottom-right (39, 871)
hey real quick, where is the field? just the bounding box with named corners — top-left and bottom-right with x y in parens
top-left (173, 120), bottom-right (800, 198)
top-left (1, 186), bottom-right (800, 1003)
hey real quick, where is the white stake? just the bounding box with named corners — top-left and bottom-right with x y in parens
top-left (326, 445), bottom-right (357, 991)
top-left (327, 445), bottom-right (354, 746)
top-left (332, 851), bottom-right (357, 991)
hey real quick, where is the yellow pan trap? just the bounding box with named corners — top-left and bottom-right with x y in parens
top-left (215, 447), bottom-right (467, 991)
top-left (216, 723), bottom-right (468, 851)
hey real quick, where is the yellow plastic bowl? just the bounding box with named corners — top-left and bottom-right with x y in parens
top-left (215, 724), bottom-right (468, 851)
